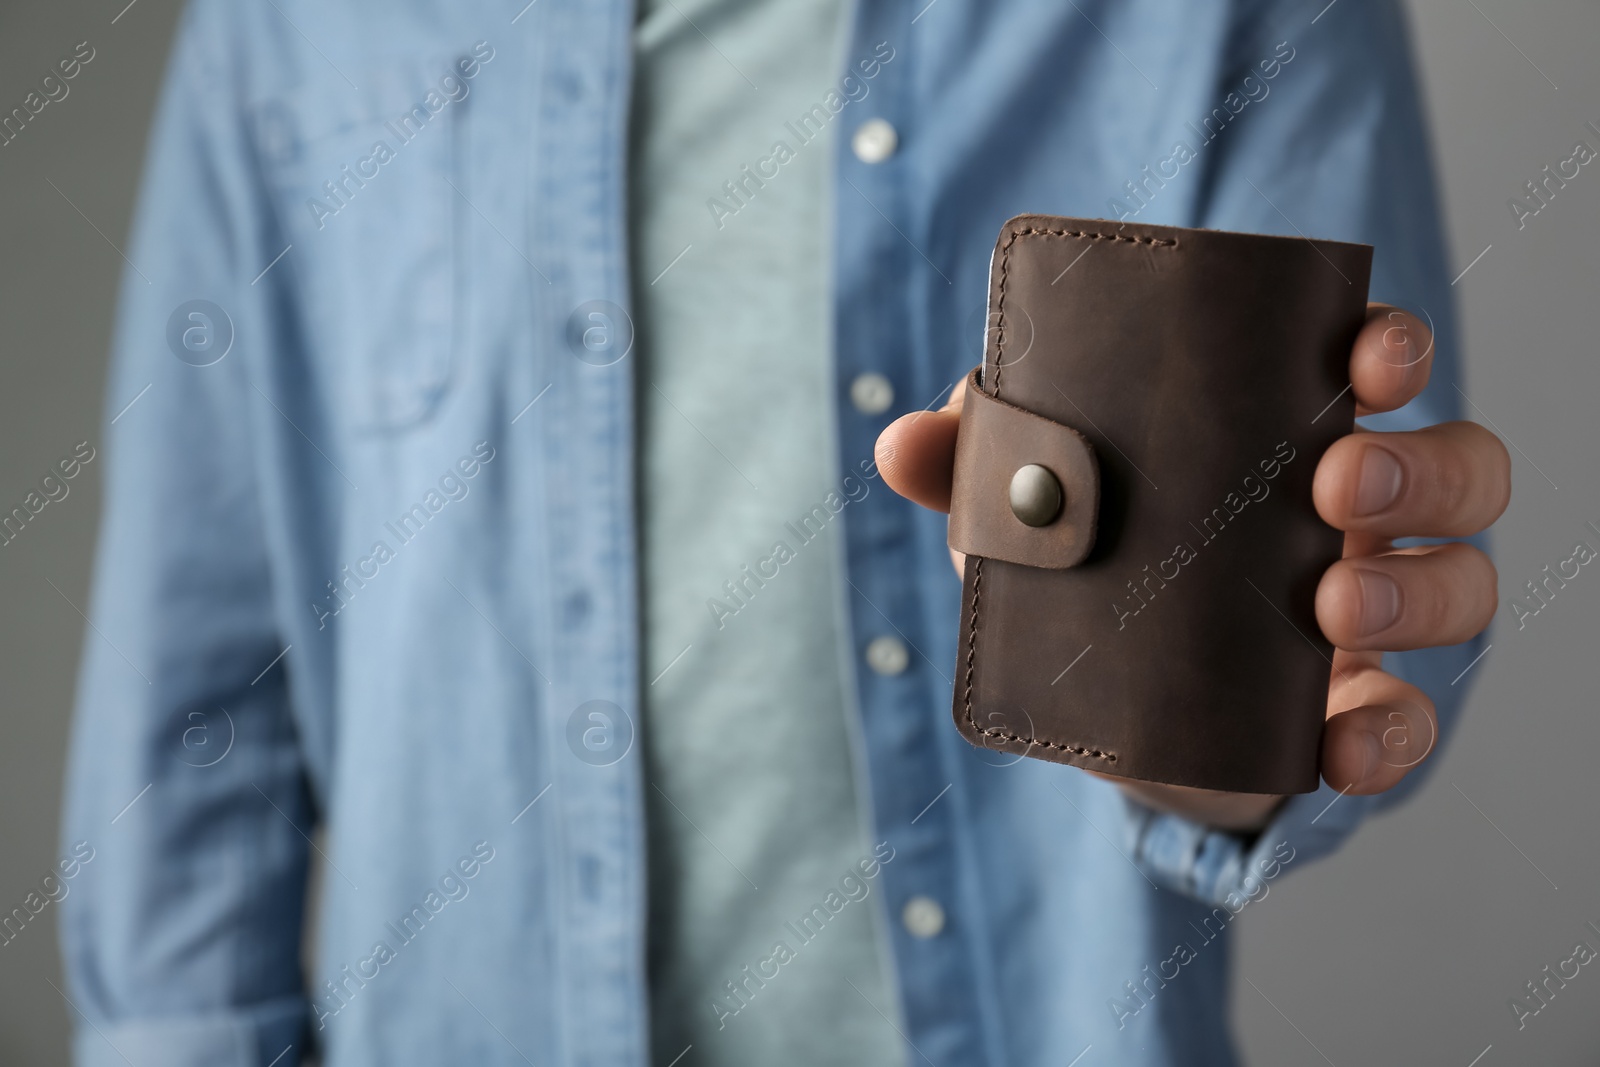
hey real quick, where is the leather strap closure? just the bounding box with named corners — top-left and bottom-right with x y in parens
top-left (948, 368), bottom-right (1099, 569)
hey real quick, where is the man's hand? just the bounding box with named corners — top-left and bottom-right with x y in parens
top-left (874, 304), bottom-right (1510, 831)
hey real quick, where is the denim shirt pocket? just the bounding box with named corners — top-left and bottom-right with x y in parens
top-left (252, 58), bottom-right (473, 432)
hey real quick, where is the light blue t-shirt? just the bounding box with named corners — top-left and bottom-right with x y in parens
top-left (630, 0), bottom-right (905, 1064)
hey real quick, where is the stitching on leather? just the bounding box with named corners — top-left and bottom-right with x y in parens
top-left (962, 555), bottom-right (1118, 763)
top-left (963, 224), bottom-right (1175, 765)
top-left (991, 226), bottom-right (1176, 396)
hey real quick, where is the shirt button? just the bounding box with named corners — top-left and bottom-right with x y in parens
top-left (864, 635), bottom-right (909, 676)
top-left (902, 895), bottom-right (945, 939)
top-left (849, 372), bottom-right (894, 415)
top-left (852, 118), bottom-right (898, 164)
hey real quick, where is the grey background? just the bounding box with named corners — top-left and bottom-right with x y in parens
top-left (0, 1), bottom-right (1594, 1064)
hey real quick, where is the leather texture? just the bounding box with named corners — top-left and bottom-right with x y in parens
top-left (951, 215), bottom-right (1372, 795)
top-left (949, 369), bottom-right (1100, 569)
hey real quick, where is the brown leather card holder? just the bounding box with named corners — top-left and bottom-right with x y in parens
top-left (949, 215), bottom-right (1373, 795)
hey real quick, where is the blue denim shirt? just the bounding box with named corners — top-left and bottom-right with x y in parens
top-left (61, 1), bottom-right (1477, 1064)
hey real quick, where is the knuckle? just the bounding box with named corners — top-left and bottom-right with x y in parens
top-left (1428, 544), bottom-right (1496, 638)
top-left (1413, 563), bottom-right (1456, 634)
top-left (1441, 422), bottom-right (1512, 528)
top-left (1466, 552), bottom-right (1500, 634)
top-left (1426, 450), bottom-right (1476, 530)
top-left (1486, 433), bottom-right (1513, 520)
top-left (1406, 313), bottom-right (1435, 354)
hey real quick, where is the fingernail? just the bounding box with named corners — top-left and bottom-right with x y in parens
top-left (1356, 567), bottom-right (1402, 636)
top-left (1360, 730), bottom-right (1383, 784)
top-left (1355, 446), bottom-right (1403, 516)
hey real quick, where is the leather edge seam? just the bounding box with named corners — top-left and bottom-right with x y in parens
top-left (963, 225), bottom-right (1158, 766)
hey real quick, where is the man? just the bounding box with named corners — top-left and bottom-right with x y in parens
top-left (61, 0), bottom-right (1506, 1064)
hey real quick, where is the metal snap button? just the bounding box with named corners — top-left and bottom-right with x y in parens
top-left (1009, 464), bottom-right (1062, 527)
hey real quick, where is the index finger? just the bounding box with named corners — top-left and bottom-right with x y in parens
top-left (1351, 303), bottom-right (1435, 416)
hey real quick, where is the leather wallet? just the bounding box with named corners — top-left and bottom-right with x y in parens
top-left (949, 215), bottom-right (1372, 795)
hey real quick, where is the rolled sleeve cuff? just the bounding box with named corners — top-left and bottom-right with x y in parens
top-left (74, 996), bottom-right (307, 1067)
top-left (1125, 782), bottom-right (1375, 908)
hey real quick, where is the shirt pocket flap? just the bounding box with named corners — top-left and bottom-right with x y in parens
top-left (253, 56), bottom-right (481, 432)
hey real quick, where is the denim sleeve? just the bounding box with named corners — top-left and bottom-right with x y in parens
top-left (58, 3), bottom-right (312, 1063)
top-left (1124, 0), bottom-right (1485, 904)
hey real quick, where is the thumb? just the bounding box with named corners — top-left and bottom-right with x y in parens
top-left (874, 386), bottom-right (965, 514)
